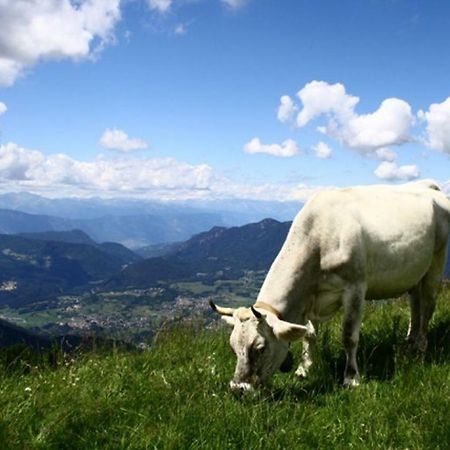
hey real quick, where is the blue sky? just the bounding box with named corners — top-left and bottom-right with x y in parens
top-left (0, 0), bottom-right (449, 201)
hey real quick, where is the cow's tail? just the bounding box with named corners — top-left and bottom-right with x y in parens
top-left (420, 180), bottom-right (450, 219)
top-left (438, 193), bottom-right (450, 221)
top-left (439, 190), bottom-right (450, 218)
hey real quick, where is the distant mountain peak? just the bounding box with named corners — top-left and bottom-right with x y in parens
top-left (255, 218), bottom-right (281, 227)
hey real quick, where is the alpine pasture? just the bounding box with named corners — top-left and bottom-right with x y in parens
top-left (0, 289), bottom-right (449, 449)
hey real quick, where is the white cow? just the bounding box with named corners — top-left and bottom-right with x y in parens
top-left (211, 181), bottom-right (450, 391)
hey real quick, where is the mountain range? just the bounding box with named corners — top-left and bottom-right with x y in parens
top-left (0, 231), bottom-right (140, 306)
top-left (0, 213), bottom-right (448, 307)
top-left (0, 192), bottom-right (302, 248)
top-left (0, 219), bottom-right (294, 305)
top-left (0, 192), bottom-right (302, 221)
top-left (0, 208), bottom-right (227, 249)
top-left (107, 219), bottom-right (291, 289)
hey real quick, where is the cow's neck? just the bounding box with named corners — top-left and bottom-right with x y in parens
top-left (255, 246), bottom-right (319, 324)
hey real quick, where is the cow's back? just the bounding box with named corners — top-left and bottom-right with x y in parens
top-left (307, 185), bottom-right (450, 299)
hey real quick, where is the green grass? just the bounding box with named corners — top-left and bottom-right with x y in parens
top-left (1, 290), bottom-right (449, 449)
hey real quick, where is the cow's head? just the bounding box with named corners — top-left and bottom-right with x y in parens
top-left (210, 301), bottom-right (312, 392)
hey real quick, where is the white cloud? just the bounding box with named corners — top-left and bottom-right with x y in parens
top-left (312, 142), bottom-right (332, 159)
top-left (277, 95), bottom-right (297, 123)
top-left (0, 102), bottom-right (6, 115)
top-left (286, 81), bottom-right (415, 155)
top-left (418, 97), bottom-right (450, 154)
top-left (99, 128), bottom-right (148, 152)
top-left (222, 0), bottom-right (249, 9)
top-left (296, 80), bottom-right (359, 127)
top-left (243, 137), bottom-right (300, 157)
top-left (0, 142), bottom-right (218, 196)
top-left (147, 0), bottom-right (173, 13)
top-left (0, 141), bottom-right (325, 202)
top-left (334, 98), bottom-right (413, 152)
top-left (0, 0), bottom-right (121, 86)
top-left (0, 143), bottom-right (45, 180)
top-left (374, 147), bottom-right (397, 162)
top-left (374, 161), bottom-right (420, 181)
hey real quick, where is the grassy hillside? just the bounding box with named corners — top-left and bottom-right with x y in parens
top-left (0, 289), bottom-right (449, 449)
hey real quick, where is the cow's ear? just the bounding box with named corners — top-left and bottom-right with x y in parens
top-left (221, 316), bottom-right (236, 327)
top-left (272, 320), bottom-right (310, 342)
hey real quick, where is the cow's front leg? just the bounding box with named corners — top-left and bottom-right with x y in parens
top-left (407, 246), bottom-right (445, 354)
top-left (342, 284), bottom-right (365, 388)
top-left (295, 321), bottom-right (318, 378)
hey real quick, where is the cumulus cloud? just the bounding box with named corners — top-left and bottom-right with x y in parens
top-left (243, 137), bottom-right (300, 157)
top-left (374, 147), bottom-right (397, 162)
top-left (0, 142), bottom-right (217, 196)
top-left (281, 81), bottom-right (415, 155)
top-left (0, 0), bottom-right (121, 86)
top-left (312, 142), bottom-right (332, 159)
top-left (418, 97), bottom-right (450, 154)
top-left (0, 102), bottom-right (6, 115)
top-left (277, 95), bottom-right (297, 123)
top-left (0, 143), bottom-right (45, 180)
top-left (296, 81), bottom-right (359, 127)
top-left (147, 0), bottom-right (173, 13)
top-left (0, 141), bottom-right (325, 202)
top-left (374, 161), bottom-right (420, 181)
top-left (333, 98), bottom-right (414, 152)
top-left (99, 128), bottom-right (148, 152)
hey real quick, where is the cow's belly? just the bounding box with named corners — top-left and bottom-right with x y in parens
top-left (366, 265), bottom-right (429, 299)
top-left (310, 234), bottom-right (435, 318)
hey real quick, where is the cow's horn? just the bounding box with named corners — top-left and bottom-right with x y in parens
top-left (209, 300), bottom-right (235, 316)
top-left (251, 306), bottom-right (263, 319)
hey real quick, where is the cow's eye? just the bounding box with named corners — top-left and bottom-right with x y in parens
top-left (253, 345), bottom-right (265, 355)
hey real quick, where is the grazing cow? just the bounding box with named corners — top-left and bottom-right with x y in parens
top-left (211, 181), bottom-right (450, 391)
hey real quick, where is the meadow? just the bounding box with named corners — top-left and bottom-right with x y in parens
top-left (0, 289), bottom-right (449, 449)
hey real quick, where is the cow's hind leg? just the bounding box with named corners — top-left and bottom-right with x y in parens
top-left (295, 321), bottom-right (318, 378)
top-left (407, 284), bottom-right (423, 351)
top-left (342, 283), bottom-right (365, 388)
top-left (409, 245), bottom-right (447, 353)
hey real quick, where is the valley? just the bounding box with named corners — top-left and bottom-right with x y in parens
top-left (0, 271), bottom-right (267, 344)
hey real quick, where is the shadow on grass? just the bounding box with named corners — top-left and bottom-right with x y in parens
top-left (269, 313), bottom-right (450, 402)
top-left (426, 314), bottom-right (450, 363)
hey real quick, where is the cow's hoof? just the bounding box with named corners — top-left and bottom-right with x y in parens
top-left (405, 336), bottom-right (428, 355)
top-left (343, 377), bottom-right (360, 388)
